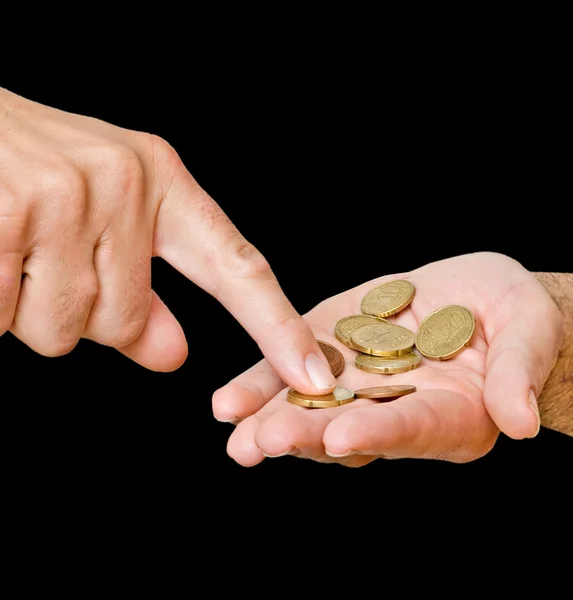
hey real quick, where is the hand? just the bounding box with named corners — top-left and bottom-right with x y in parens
top-left (213, 252), bottom-right (563, 466)
top-left (0, 88), bottom-right (336, 394)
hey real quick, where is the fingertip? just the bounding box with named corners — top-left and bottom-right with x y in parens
top-left (484, 384), bottom-right (540, 440)
top-left (484, 353), bottom-right (541, 440)
top-left (254, 409), bottom-right (300, 457)
top-left (226, 419), bottom-right (266, 467)
top-left (322, 413), bottom-right (358, 457)
top-left (489, 400), bottom-right (540, 440)
top-left (247, 312), bottom-right (337, 395)
top-left (212, 382), bottom-right (246, 422)
top-left (116, 292), bottom-right (188, 372)
top-left (302, 352), bottom-right (337, 394)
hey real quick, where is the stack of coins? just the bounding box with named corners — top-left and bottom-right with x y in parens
top-left (336, 280), bottom-right (420, 375)
top-left (286, 280), bottom-right (476, 409)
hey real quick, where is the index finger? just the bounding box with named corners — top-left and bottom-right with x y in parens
top-left (152, 141), bottom-right (336, 395)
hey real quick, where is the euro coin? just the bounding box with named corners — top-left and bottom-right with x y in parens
top-left (361, 280), bottom-right (415, 318)
top-left (317, 340), bottom-right (345, 378)
top-left (415, 305), bottom-right (475, 360)
top-left (355, 352), bottom-right (421, 374)
top-left (354, 385), bottom-right (416, 400)
top-left (286, 386), bottom-right (355, 409)
top-left (350, 322), bottom-right (416, 357)
top-left (335, 314), bottom-right (390, 350)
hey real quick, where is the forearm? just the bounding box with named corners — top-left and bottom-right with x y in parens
top-left (534, 272), bottom-right (573, 436)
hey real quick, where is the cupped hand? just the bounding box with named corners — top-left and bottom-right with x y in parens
top-left (0, 88), bottom-right (336, 395)
top-left (213, 252), bottom-right (563, 466)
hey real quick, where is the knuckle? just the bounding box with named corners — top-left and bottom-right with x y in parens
top-left (145, 134), bottom-right (195, 199)
top-left (108, 318), bottom-right (147, 347)
top-left (151, 134), bottom-right (187, 177)
top-left (0, 190), bottom-right (28, 253)
top-left (100, 294), bottom-right (150, 348)
top-left (53, 275), bottom-right (98, 344)
top-left (0, 188), bottom-right (28, 229)
top-left (270, 313), bottom-right (313, 347)
top-left (91, 255), bottom-right (151, 347)
top-left (94, 143), bottom-right (145, 202)
top-left (220, 233), bottom-right (272, 282)
top-left (37, 162), bottom-right (86, 207)
top-left (77, 273), bottom-right (99, 306)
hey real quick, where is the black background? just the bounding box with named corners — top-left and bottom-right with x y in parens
top-left (2, 37), bottom-right (571, 525)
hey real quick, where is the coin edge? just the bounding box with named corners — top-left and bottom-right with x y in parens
top-left (354, 353), bottom-right (420, 374)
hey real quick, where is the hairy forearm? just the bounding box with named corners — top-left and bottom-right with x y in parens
top-left (535, 272), bottom-right (573, 436)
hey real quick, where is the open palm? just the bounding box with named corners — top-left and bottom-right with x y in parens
top-left (213, 252), bottom-right (562, 467)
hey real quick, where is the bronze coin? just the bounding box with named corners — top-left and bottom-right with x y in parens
top-left (353, 385), bottom-right (416, 401)
top-left (317, 340), bottom-right (345, 377)
top-left (287, 387), bottom-right (355, 409)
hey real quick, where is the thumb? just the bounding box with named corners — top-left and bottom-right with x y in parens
top-left (483, 285), bottom-right (563, 439)
top-left (152, 149), bottom-right (336, 395)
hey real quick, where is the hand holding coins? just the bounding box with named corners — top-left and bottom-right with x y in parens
top-left (220, 252), bottom-right (555, 466)
top-left (287, 279), bottom-right (476, 408)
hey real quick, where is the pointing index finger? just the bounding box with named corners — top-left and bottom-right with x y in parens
top-left (151, 139), bottom-right (336, 395)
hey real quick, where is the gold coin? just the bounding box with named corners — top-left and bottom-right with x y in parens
top-left (361, 280), bottom-right (415, 318)
top-left (415, 305), bottom-right (475, 360)
top-left (287, 386), bottom-right (355, 409)
top-left (350, 322), bottom-right (416, 357)
top-left (317, 340), bottom-right (345, 378)
top-left (355, 352), bottom-right (421, 374)
top-left (354, 385), bottom-right (416, 400)
top-left (335, 315), bottom-right (390, 350)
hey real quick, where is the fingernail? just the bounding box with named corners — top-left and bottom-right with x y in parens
top-left (263, 447), bottom-right (296, 458)
top-left (325, 449), bottom-right (355, 458)
top-left (216, 416), bottom-right (241, 425)
top-left (305, 353), bottom-right (337, 390)
top-left (528, 389), bottom-right (541, 437)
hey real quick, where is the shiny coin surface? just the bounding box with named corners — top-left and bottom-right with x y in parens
top-left (335, 315), bottom-right (390, 350)
top-left (415, 305), bottom-right (475, 360)
top-left (317, 340), bottom-right (345, 377)
top-left (355, 352), bottom-right (421, 374)
top-left (351, 322), bottom-right (416, 357)
top-left (361, 280), bottom-right (415, 318)
top-left (287, 386), bottom-right (355, 409)
top-left (354, 385), bottom-right (417, 400)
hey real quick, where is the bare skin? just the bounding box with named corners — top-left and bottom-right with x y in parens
top-left (213, 252), bottom-right (570, 467)
top-left (535, 273), bottom-right (573, 436)
top-left (0, 87), bottom-right (336, 395)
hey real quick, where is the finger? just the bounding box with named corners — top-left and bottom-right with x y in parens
top-left (0, 188), bottom-right (26, 335)
top-left (153, 156), bottom-right (336, 396)
top-left (253, 393), bottom-right (373, 459)
top-left (226, 414), bottom-right (266, 467)
top-left (115, 291), bottom-right (188, 372)
top-left (483, 285), bottom-right (562, 440)
top-left (212, 359), bottom-right (284, 423)
top-left (323, 390), bottom-right (498, 463)
top-left (84, 226), bottom-right (152, 350)
top-left (11, 248), bottom-right (97, 356)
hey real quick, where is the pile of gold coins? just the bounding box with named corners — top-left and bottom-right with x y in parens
top-left (286, 280), bottom-right (476, 409)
